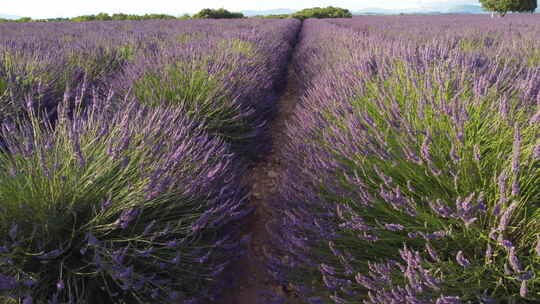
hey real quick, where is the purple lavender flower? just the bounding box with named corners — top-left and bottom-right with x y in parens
top-left (508, 247), bottom-right (522, 273)
top-left (520, 280), bottom-right (528, 297)
top-left (406, 180), bottom-right (415, 192)
top-left (86, 232), bottom-right (100, 246)
top-left (485, 243), bottom-right (493, 264)
top-left (307, 297), bottom-right (324, 304)
top-left (112, 247), bottom-right (128, 265)
top-left (422, 268), bottom-right (440, 290)
top-left (322, 274), bottom-right (340, 290)
top-left (100, 193), bottom-right (112, 210)
top-left (533, 142), bottom-right (540, 160)
top-left (449, 143), bottom-right (460, 164)
top-left (171, 252), bottom-right (181, 265)
top-left (22, 296), bottom-right (33, 304)
top-left (9, 223), bottom-right (18, 240)
top-left (384, 223), bottom-right (405, 231)
top-left (456, 251), bottom-right (470, 268)
top-left (355, 273), bottom-right (377, 290)
top-left (500, 239), bottom-right (513, 249)
top-left (529, 109), bottom-right (540, 125)
top-left (56, 280), bottom-right (65, 290)
top-left (499, 200), bottom-right (519, 231)
top-left (142, 220), bottom-right (156, 236)
top-left (436, 296), bottom-right (462, 304)
top-left (425, 243), bottom-right (440, 262)
top-left (429, 199), bottom-right (453, 218)
top-left (117, 266), bottom-right (134, 280)
top-left (493, 202), bottom-right (503, 217)
top-left (117, 208), bottom-right (140, 229)
top-left (197, 251), bottom-right (211, 264)
top-left (421, 137), bottom-right (432, 162)
top-left (166, 240), bottom-right (178, 248)
top-left (169, 291), bottom-right (180, 301)
top-left (0, 274), bottom-right (17, 291)
top-left (498, 172), bottom-right (508, 205)
top-left (37, 248), bottom-right (63, 260)
top-left (518, 271), bottom-right (534, 281)
top-left (319, 264), bottom-right (337, 275)
top-left (511, 179), bottom-right (520, 197)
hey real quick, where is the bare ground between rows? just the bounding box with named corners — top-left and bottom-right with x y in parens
top-left (217, 69), bottom-right (302, 304)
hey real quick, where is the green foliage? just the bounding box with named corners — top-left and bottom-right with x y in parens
top-left (192, 8), bottom-right (244, 19)
top-left (459, 38), bottom-right (487, 52)
top-left (527, 50), bottom-right (540, 67)
top-left (132, 61), bottom-right (249, 143)
top-left (0, 13), bottom-right (183, 23)
top-left (254, 14), bottom-right (291, 19)
top-left (72, 13), bottom-right (178, 22)
top-left (0, 97), bottom-right (237, 303)
top-left (480, 0), bottom-right (537, 16)
top-left (291, 6), bottom-right (352, 20)
top-left (0, 17), bottom-right (33, 23)
top-left (219, 39), bottom-right (256, 57)
top-left (304, 58), bottom-right (540, 302)
top-left (177, 32), bottom-right (205, 44)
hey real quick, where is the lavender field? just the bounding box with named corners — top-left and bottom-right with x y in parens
top-left (1, 14), bottom-right (540, 304)
top-left (269, 15), bottom-right (540, 304)
top-left (0, 19), bottom-right (300, 303)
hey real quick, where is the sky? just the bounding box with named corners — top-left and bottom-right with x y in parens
top-left (2, 0), bottom-right (480, 19)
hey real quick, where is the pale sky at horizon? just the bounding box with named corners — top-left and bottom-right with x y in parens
top-left (2, 0), bottom-right (480, 19)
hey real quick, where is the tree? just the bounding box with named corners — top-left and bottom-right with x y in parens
top-left (193, 8), bottom-right (244, 19)
top-left (18, 17), bottom-right (33, 22)
top-left (291, 6), bottom-right (352, 20)
top-left (480, 0), bottom-right (537, 17)
top-left (95, 13), bottom-right (112, 21)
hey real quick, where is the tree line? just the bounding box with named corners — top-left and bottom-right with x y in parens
top-left (480, 0), bottom-right (537, 16)
top-left (0, 7), bottom-right (355, 23)
top-left (6, 1), bottom-right (536, 24)
top-left (0, 13), bottom-right (190, 23)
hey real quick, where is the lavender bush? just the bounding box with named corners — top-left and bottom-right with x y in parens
top-left (115, 19), bottom-right (300, 157)
top-left (0, 88), bottom-right (251, 303)
top-left (269, 16), bottom-right (540, 303)
top-left (0, 19), bottom-right (300, 153)
top-left (0, 36), bottom-right (130, 123)
top-left (0, 18), bottom-right (300, 303)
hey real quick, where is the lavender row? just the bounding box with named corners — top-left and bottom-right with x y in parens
top-left (269, 16), bottom-right (540, 303)
top-left (114, 19), bottom-right (300, 157)
top-left (0, 19), bottom-right (300, 303)
top-left (0, 19), bottom-right (300, 158)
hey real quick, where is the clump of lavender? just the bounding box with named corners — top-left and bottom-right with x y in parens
top-left (128, 57), bottom-right (252, 146)
top-left (0, 89), bottom-right (250, 303)
top-left (118, 24), bottom-right (299, 158)
top-left (0, 40), bottom-right (131, 125)
top-left (269, 18), bottom-right (540, 303)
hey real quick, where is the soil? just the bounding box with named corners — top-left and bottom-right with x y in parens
top-left (218, 51), bottom-right (302, 303)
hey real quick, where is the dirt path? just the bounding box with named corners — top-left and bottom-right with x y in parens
top-left (219, 34), bottom-right (302, 304)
